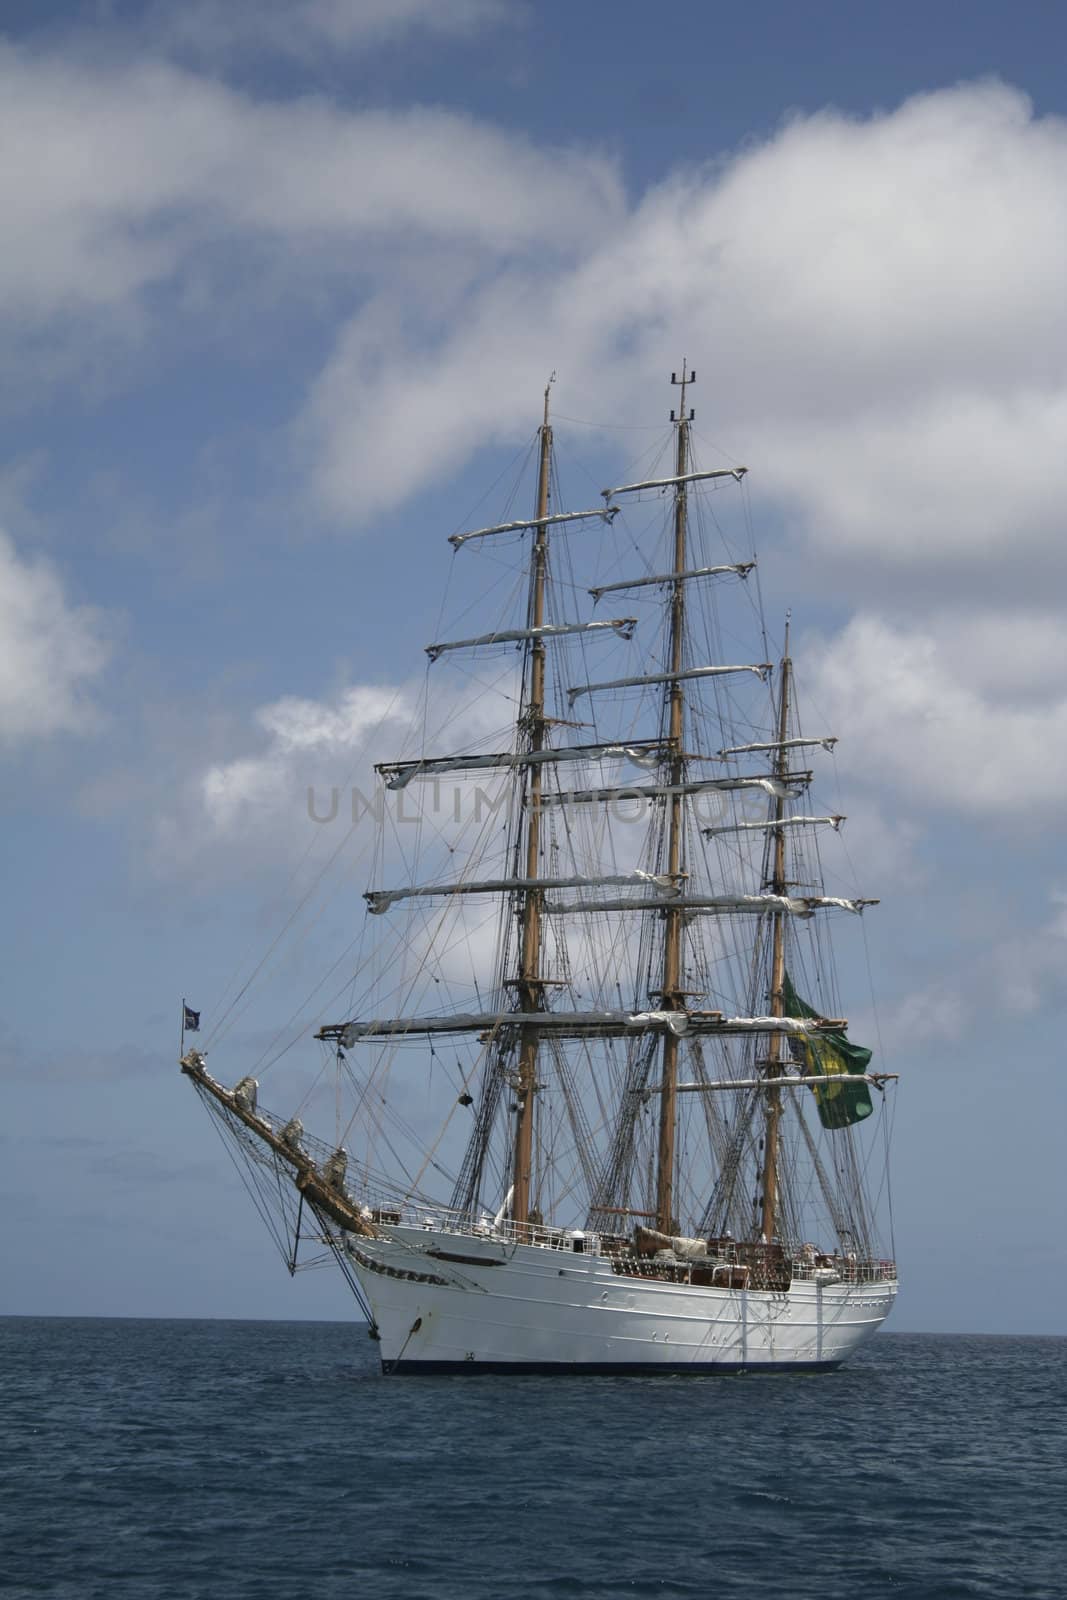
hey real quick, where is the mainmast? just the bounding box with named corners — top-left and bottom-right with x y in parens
top-left (759, 620), bottom-right (791, 1243)
top-left (654, 365), bottom-right (694, 1234)
top-left (511, 381), bottom-right (553, 1226)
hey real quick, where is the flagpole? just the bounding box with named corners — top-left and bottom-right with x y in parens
top-left (181, 996), bottom-right (186, 1057)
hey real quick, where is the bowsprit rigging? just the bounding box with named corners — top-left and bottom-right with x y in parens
top-left (181, 367), bottom-right (899, 1374)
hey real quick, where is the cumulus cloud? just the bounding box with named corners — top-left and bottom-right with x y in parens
top-left (154, 682), bottom-right (414, 876)
top-left (303, 80), bottom-right (1067, 577)
top-left (804, 609), bottom-right (1067, 822)
top-left (198, 684), bottom-right (415, 836)
top-left (0, 530), bottom-right (111, 744)
top-left (141, 666), bottom-right (525, 1067)
top-left (5, 45), bottom-right (1065, 858)
top-left (5, 41), bottom-right (1064, 589)
top-left (0, 40), bottom-right (620, 333)
top-left (155, 665), bottom-right (520, 876)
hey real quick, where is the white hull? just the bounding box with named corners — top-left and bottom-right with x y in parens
top-left (345, 1226), bottom-right (896, 1374)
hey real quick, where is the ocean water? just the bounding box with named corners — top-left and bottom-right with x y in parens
top-left (1, 1319), bottom-right (1063, 1599)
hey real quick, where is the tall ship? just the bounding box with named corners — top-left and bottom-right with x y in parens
top-left (181, 367), bottom-right (899, 1372)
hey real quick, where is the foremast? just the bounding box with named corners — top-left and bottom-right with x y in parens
top-left (654, 364), bottom-right (693, 1234)
top-left (511, 382), bottom-right (552, 1226)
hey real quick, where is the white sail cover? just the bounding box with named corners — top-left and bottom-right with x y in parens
top-left (589, 563), bottom-right (754, 601)
top-left (567, 663), bottom-right (771, 706)
top-left (378, 741), bottom-right (667, 790)
top-left (539, 774), bottom-right (809, 806)
top-left (340, 1010), bottom-right (690, 1043)
top-left (718, 736), bottom-right (837, 757)
top-left (543, 893), bottom-right (876, 917)
top-left (427, 618), bottom-right (636, 661)
top-left (672, 1072), bottom-right (890, 1093)
top-left (602, 466), bottom-right (747, 499)
top-left (448, 506), bottom-right (618, 549)
top-left (711, 1016), bottom-right (840, 1035)
top-left (703, 815), bottom-right (845, 837)
top-left (365, 870), bottom-right (677, 914)
top-left (336, 1010), bottom-right (836, 1045)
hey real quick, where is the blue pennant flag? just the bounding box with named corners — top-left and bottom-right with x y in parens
top-left (183, 1004), bottom-right (201, 1033)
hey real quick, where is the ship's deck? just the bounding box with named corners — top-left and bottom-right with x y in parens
top-left (358, 1197), bottom-right (897, 1287)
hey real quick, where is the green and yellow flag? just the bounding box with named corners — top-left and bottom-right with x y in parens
top-left (783, 973), bottom-right (874, 1131)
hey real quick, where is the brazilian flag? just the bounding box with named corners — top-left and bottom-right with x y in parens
top-left (783, 973), bottom-right (874, 1131)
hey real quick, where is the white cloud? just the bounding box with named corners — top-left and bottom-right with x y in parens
top-left (5, 50), bottom-right (1067, 843)
top-left (6, 45), bottom-right (1065, 589)
top-left (804, 609), bottom-right (1067, 822)
top-left (0, 40), bottom-right (620, 333)
top-left (302, 80), bottom-right (1067, 575)
top-left (156, 665), bottom-right (521, 876)
top-left (198, 683), bottom-right (414, 835)
top-left (0, 530), bottom-right (111, 744)
top-left (757, 387), bottom-right (1067, 575)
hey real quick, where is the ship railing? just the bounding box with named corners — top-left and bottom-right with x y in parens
top-left (789, 1256), bottom-right (897, 1284)
top-left (360, 1196), bottom-right (603, 1254)
top-left (340, 1186), bottom-right (896, 1278)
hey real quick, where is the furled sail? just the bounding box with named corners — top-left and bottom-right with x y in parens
top-left (365, 869), bottom-right (678, 915)
top-left (602, 466), bottom-right (747, 499)
top-left (542, 893), bottom-right (878, 917)
top-left (703, 814), bottom-right (845, 838)
top-left (588, 562), bottom-right (754, 601)
top-left (325, 1011), bottom-right (845, 1046)
top-left (426, 618), bottom-right (636, 661)
top-left (377, 740), bottom-right (668, 791)
top-left (717, 736), bottom-right (837, 757)
top-left (566, 663), bottom-right (772, 706)
top-left (449, 505), bottom-right (619, 549)
top-left (538, 773), bottom-right (812, 806)
top-left (669, 1072), bottom-right (893, 1094)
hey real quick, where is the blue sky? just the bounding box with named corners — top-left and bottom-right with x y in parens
top-left (3, 0), bottom-right (1066, 1333)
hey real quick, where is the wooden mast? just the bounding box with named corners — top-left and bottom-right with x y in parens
top-left (511, 381), bottom-right (553, 1226)
top-left (654, 365), bottom-right (692, 1235)
top-left (759, 619), bottom-right (791, 1243)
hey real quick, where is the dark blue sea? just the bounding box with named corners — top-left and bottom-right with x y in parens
top-left (2, 1320), bottom-right (1063, 1599)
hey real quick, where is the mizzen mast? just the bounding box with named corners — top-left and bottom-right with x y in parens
top-left (654, 364), bottom-right (694, 1235)
top-left (511, 380), bottom-right (553, 1226)
top-left (759, 619), bottom-right (792, 1243)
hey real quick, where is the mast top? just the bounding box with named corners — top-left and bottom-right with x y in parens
top-left (671, 361), bottom-right (695, 424)
top-left (544, 371), bottom-right (556, 430)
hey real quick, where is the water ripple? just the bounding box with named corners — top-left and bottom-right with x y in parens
top-left (1, 1320), bottom-right (1063, 1600)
